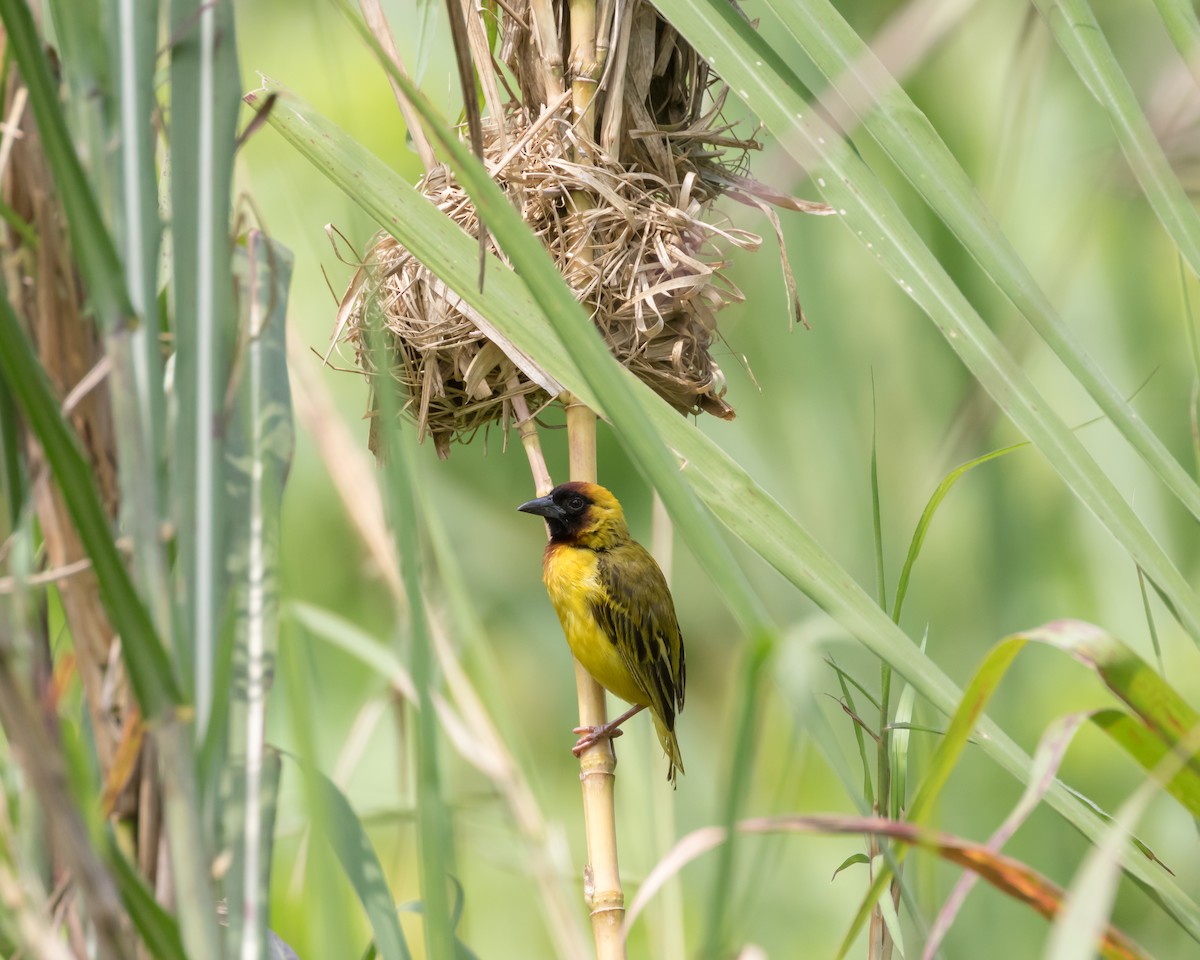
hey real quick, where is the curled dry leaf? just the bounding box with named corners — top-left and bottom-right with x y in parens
top-left (623, 815), bottom-right (1151, 960)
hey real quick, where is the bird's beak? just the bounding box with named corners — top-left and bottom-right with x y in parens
top-left (517, 494), bottom-right (564, 523)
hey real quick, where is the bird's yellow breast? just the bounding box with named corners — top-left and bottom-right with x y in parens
top-left (543, 543), bottom-right (647, 707)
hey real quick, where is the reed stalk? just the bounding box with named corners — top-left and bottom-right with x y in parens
top-left (564, 392), bottom-right (625, 960)
top-left (528, 0), bottom-right (565, 102)
top-left (358, 0), bottom-right (436, 171)
top-left (564, 2), bottom-right (624, 949)
top-left (510, 384), bottom-right (552, 496)
top-left (568, 0), bottom-right (600, 134)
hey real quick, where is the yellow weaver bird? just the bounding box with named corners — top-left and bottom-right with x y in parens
top-left (518, 481), bottom-right (686, 783)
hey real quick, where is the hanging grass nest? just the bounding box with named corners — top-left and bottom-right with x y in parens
top-left (335, 2), bottom-right (827, 458)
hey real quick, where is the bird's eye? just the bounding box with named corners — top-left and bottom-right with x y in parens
top-left (567, 496), bottom-right (586, 512)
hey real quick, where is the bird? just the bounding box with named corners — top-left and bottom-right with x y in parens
top-left (518, 481), bottom-right (686, 783)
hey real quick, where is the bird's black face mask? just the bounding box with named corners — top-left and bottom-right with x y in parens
top-left (517, 486), bottom-right (591, 541)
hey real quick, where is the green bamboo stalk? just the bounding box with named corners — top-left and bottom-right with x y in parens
top-left (168, 0), bottom-right (242, 738)
top-left (224, 232), bottom-right (294, 958)
top-left (107, 0), bottom-right (174, 645)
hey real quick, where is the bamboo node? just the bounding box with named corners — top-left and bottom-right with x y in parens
top-left (577, 747), bottom-right (617, 780)
top-left (590, 892), bottom-right (628, 916)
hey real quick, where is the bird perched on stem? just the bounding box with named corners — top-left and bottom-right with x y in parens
top-left (518, 481), bottom-right (686, 783)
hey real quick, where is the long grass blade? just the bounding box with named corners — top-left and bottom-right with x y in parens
top-left (832, 662), bottom-right (876, 809)
top-left (648, 0), bottom-right (1200, 642)
top-left (1182, 263), bottom-right (1200, 478)
top-left (759, 0), bottom-right (1200, 525)
top-left (702, 634), bottom-right (773, 959)
top-left (111, 0), bottom-right (165, 446)
top-left (888, 633), bottom-right (922, 820)
top-left (44, 0), bottom-right (113, 215)
top-left (312, 762), bottom-right (414, 960)
top-left (1037, 0), bottom-right (1200, 284)
top-left (1151, 0), bottom-right (1200, 81)
top-left (4, 0), bottom-right (176, 659)
top-left (106, 839), bottom-right (187, 960)
top-left (0, 377), bottom-right (24, 525)
top-left (893, 444), bottom-right (1026, 624)
top-left (286, 602), bottom-right (417, 697)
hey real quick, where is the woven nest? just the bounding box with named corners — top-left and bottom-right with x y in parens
top-left (336, 5), bottom-right (823, 458)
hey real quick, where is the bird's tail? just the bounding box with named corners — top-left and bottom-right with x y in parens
top-left (652, 712), bottom-right (685, 786)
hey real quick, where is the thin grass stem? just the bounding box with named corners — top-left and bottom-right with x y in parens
top-left (649, 492), bottom-right (685, 960)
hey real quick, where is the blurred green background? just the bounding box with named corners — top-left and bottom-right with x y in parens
top-left (233, 0), bottom-right (1200, 956)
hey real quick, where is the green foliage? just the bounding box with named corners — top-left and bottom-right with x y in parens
top-left (2, 0), bottom-right (1200, 958)
top-left (253, 55), bottom-right (1200, 952)
top-left (309, 760), bottom-right (414, 960)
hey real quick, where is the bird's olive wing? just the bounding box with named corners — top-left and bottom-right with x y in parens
top-left (589, 543), bottom-right (686, 728)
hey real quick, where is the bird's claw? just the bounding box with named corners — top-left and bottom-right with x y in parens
top-left (571, 723), bottom-right (624, 756)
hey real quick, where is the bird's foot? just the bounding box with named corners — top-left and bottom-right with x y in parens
top-left (570, 704), bottom-right (646, 757)
top-left (571, 722), bottom-right (625, 757)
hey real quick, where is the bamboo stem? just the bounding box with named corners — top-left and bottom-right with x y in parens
top-left (528, 0), bottom-right (565, 103)
top-left (568, 0), bottom-right (601, 138)
top-left (564, 392), bottom-right (626, 960)
top-left (565, 2), bottom-right (623, 952)
top-left (593, 0), bottom-right (616, 78)
top-left (598, 5), bottom-right (634, 154)
top-left (510, 383), bottom-right (552, 496)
